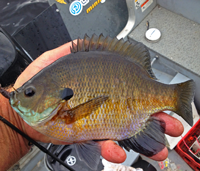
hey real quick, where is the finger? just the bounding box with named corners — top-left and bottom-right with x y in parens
top-left (147, 112), bottom-right (183, 161)
top-left (98, 140), bottom-right (126, 163)
top-left (36, 39), bottom-right (78, 66)
top-left (148, 147), bottom-right (168, 161)
top-left (152, 112), bottom-right (184, 137)
top-left (38, 41), bottom-right (74, 65)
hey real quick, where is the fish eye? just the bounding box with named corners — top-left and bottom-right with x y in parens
top-left (24, 87), bottom-right (35, 97)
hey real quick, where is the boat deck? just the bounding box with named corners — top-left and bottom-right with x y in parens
top-left (129, 6), bottom-right (200, 76)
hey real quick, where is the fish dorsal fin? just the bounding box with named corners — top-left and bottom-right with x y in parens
top-left (70, 34), bottom-right (156, 79)
top-left (61, 96), bottom-right (109, 124)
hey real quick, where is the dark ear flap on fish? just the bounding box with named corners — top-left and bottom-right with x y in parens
top-left (61, 96), bottom-right (109, 124)
top-left (75, 141), bottom-right (101, 170)
top-left (60, 88), bottom-right (74, 101)
top-left (118, 117), bottom-right (166, 157)
top-left (71, 34), bottom-right (156, 79)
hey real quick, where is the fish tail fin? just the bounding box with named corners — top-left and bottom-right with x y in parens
top-left (175, 80), bottom-right (195, 126)
top-left (118, 117), bottom-right (166, 157)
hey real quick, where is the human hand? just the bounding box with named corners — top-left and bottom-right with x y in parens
top-left (13, 41), bottom-right (184, 163)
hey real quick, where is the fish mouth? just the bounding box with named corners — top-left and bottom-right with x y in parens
top-left (9, 91), bottom-right (19, 107)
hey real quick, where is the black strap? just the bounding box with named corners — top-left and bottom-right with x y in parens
top-left (0, 115), bottom-right (75, 171)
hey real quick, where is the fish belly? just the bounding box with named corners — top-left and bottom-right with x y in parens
top-left (36, 99), bottom-right (154, 143)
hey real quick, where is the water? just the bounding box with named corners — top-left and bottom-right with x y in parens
top-left (0, 0), bottom-right (49, 35)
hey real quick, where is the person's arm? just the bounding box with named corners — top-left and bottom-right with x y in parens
top-left (0, 93), bottom-right (30, 171)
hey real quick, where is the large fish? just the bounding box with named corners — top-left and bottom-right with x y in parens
top-left (9, 34), bottom-right (195, 170)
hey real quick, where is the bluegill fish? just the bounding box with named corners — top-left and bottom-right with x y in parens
top-left (10, 34), bottom-right (195, 170)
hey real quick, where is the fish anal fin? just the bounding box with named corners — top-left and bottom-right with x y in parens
top-left (75, 141), bottom-right (101, 170)
top-left (118, 117), bottom-right (166, 157)
top-left (61, 96), bottom-right (109, 124)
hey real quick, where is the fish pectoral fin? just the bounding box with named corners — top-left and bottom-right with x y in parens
top-left (118, 117), bottom-right (166, 157)
top-left (75, 141), bottom-right (101, 170)
top-left (62, 96), bottom-right (109, 124)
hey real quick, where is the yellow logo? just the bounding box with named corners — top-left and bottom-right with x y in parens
top-left (86, 0), bottom-right (101, 13)
top-left (56, 0), bottom-right (67, 4)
